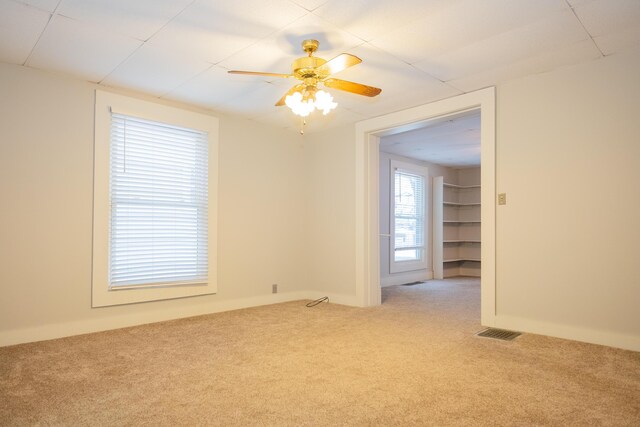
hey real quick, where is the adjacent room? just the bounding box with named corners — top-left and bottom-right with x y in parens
top-left (1, 0), bottom-right (639, 425)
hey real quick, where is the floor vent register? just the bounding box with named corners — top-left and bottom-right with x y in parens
top-left (476, 328), bottom-right (522, 341)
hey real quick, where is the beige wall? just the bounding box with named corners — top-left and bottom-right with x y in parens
top-left (303, 51), bottom-right (640, 350)
top-left (495, 50), bottom-right (640, 344)
top-left (0, 63), bottom-right (307, 345)
top-left (304, 126), bottom-right (357, 302)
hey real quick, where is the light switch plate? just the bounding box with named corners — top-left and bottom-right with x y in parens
top-left (498, 193), bottom-right (507, 205)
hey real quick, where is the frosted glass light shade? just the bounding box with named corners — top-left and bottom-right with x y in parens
top-left (285, 89), bottom-right (338, 117)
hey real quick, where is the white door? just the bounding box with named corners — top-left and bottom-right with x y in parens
top-left (389, 160), bottom-right (428, 274)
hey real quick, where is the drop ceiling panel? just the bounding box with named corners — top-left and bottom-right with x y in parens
top-left (147, 0), bottom-right (307, 65)
top-left (2, 0), bottom-right (639, 133)
top-left (572, 0), bottom-right (640, 38)
top-left (312, 0), bottom-right (450, 42)
top-left (414, 10), bottom-right (590, 81)
top-left (165, 65), bottom-right (261, 109)
top-left (102, 44), bottom-right (212, 97)
top-left (593, 26), bottom-right (640, 55)
top-left (447, 39), bottom-right (601, 92)
top-left (26, 14), bottom-right (142, 83)
top-left (14, 0), bottom-right (59, 12)
top-left (56, 0), bottom-right (192, 41)
top-left (370, 0), bottom-right (570, 65)
top-left (0, 1), bottom-right (50, 64)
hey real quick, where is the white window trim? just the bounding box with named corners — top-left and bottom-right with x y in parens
top-left (92, 90), bottom-right (218, 307)
top-left (389, 159), bottom-right (428, 274)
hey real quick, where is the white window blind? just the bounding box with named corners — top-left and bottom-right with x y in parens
top-left (394, 169), bottom-right (425, 262)
top-left (109, 113), bottom-right (208, 288)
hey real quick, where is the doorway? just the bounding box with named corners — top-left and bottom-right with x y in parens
top-left (379, 110), bottom-right (481, 286)
top-left (353, 87), bottom-right (496, 327)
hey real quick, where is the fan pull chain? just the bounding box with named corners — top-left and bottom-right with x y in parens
top-left (300, 117), bottom-right (306, 135)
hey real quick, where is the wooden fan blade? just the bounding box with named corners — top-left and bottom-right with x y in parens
top-left (323, 78), bottom-right (382, 97)
top-left (275, 84), bottom-right (305, 106)
top-left (314, 54), bottom-right (361, 76)
top-left (228, 70), bottom-right (292, 79)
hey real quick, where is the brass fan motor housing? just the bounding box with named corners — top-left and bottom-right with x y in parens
top-left (292, 57), bottom-right (327, 80)
top-left (292, 39), bottom-right (331, 80)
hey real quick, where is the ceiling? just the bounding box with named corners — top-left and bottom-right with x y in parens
top-left (380, 110), bottom-right (481, 168)
top-left (2, 0), bottom-right (639, 134)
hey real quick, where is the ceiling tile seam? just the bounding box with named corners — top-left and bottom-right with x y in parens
top-left (96, 40), bottom-right (145, 85)
top-left (142, 0), bottom-right (198, 44)
top-left (162, 66), bottom-right (276, 110)
top-left (306, 10), bottom-right (369, 44)
top-left (372, 49), bottom-right (466, 97)
top-left (9, 0), bottom-right (60, 13)
top-left (158, 63), bottom-right (220, 99)
top-left (416, 11), bottom-right (597, 83)
top-left (443, 36), bottom-right (604, 93)
top-left (287, 0), bottom-right (329, 13)
top-left (520, 38), bottom-right (606, 77)
top-left (405, 62), bottom-right (465, 95)
top-left (160, 65), bottom-right (216, 98)
top-left (21, 6), bottom-right (55, 67)
top-left (564, 0), bottom-right (604, 58)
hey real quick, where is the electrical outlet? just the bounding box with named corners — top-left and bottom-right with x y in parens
top-left (272, 284), bottom-right (278, 294)
top-left (498, 193), bottom-right (507, 205)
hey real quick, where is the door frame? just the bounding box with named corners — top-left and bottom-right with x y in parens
top-left (354, 87), bottom-right (496, 327)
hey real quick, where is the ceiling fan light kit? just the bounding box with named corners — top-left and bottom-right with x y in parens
top-left (228, 39), bottom-right (381, 131)
top-left (284, 88), bottom-right (337, 117)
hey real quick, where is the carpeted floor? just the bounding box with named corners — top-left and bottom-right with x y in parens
top-left (1, 277), bottom-right (639, 426)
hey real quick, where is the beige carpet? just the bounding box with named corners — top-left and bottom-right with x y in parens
top-left (1, 278), bottom-right (639, 426)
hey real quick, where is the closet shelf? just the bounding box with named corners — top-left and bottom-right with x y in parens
top-left (435, 175), bottom-right (482, 279)
top-left (443, 202), bottom-right (481, 206)
top-left (443, 183), bottom-right (480, 189)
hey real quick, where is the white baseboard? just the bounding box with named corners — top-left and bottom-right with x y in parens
top-left (380, 270), bottom-right (433, 287)
top-left (0, 291), bottom-right (358, 347)
top-left (7, 292), bottom-right (636, 353)
top-left (493, 314), bottom-right (640, 352)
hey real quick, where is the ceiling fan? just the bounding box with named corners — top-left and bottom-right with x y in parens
top-left (228, 39), bottom-right (382, 118)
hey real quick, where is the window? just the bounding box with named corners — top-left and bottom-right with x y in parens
top-left (109, 114), bottom-right (208, 288)
top-left (93, 91), bottom-right (218, 307)
top-left (390, 160), bottom-right (428, 274)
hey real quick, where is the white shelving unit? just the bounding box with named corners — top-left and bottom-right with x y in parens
top-left (434, 177), bottom-right (481, 279)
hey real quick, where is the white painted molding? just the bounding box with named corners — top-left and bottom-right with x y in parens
top-left (433, 176), bottom-right (444, 279)
top-left (495, 315), bottom-right (640, 352)
top-left (0, 291), bottom-right (359, 347)
top-left (355, 87), bottom-right (496, 327)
